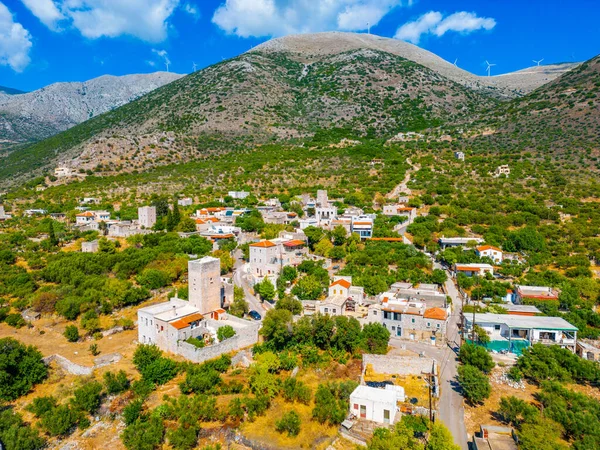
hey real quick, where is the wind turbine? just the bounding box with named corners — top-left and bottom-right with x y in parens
top-left (453, 58), bottom-right (458, 67)
top-left (532, 58), bottom-right (544, 66)
top-left (165, 61), bottom-right (170, 72)
top-left (485, 60), bottom-right (496, 77)
top-left (192, 62), bottom-right (197, 72)
top-left (367, 22), bottom-right (370, 34)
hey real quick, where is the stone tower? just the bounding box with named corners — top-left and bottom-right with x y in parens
top-left (188, 256), bottom-right (221, 315)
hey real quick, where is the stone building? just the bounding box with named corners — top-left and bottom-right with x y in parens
top-left (138, 206), bottom-right (157, 229)
top-left (189, 256), bottom-right (221, 315)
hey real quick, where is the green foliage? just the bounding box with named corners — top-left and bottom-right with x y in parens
top-left (0, 338), bottom-right (48, 401)
top-left (457, 364), bottom-right (491, 405)
top-left (71, 381), bottom-right (103, 414)
top-left (133, 345), bottom-right (178, 385)
top-left (275, 410), bottom-right (301, 437)
top-left (4, 313), bottom-right (26, 328)
top-left (121, 416), bottom-right (165, 450)
top-left (217, 325), bottom-right (236, 341)
top-left (312, 381), bottom-right (358, 426)
top-left (64, 325), bottom-right (80, 342)
top-left (275, 295), bottom-right (303, 315)
top-left (458, 343), bottom-right (495, 373)
top-left (104, 370), bottom-right (130, 395)
top-left (123, 399), bottom-right (144, 425)
top-left (26, 396), bottom-right (58, 418)
top-left (361, 323), bottom-right (391, 354)
top-left (0, 409), bottom-right (46, 450)
top-left (282, 377), bottom-right (312, 404)
top-left (229, 286), bottom-right (249, 317)
top-left (40, 404), bottom-right (79, 437)
top-left (255, 277), bottom-right (276, 302)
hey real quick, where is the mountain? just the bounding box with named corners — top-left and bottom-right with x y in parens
top-left (473, 55), bottom-right (600, 157)
top-left (0, 86), bottom-right (27, 95)
top-left (251, 32), bottom-right (579, 99)
top-left (0, 72), bottom-right (183, 146)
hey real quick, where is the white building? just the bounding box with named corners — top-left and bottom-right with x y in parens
top-left (349, 385), bottom-right (400, 424)
top-left (81, 240), bottom-right (99, 253)
top-left (54, 167), bottom-right (74, 177)
top-left (228, 191), bottom-right (250, 199)
top-left (317, 190), bottom-right (329, 207)
top-left (249, 238), bottom-right (307, 282)
top-left (438, 237), bottom-right (484, 249)
top-left (178, 198), bottom-right (193, 207)
top-left (494, 165), bottom-right (510, 177)
top-left (317, 277), bottom-right (365, 315)
top-left (75, 210), bottom-right (110, 225)
top-left (475, 245), bottom-right (503, 264)
top-left (351, 216), bottom-right (374, 240)
top-left (514, 285), bottom-right (559, 304)
top-left (454, 263), bottom-right (494, 277)
top-left (138, 206), bottom-right (157, 229)
top-left (0, 205), bottom-right (11, 220)
top-left (315, 205), bottom-right (338, 223)
top-left (383, 205), bottom-right (417, 222)
top-left (454, 151), bottom-right (465, 161)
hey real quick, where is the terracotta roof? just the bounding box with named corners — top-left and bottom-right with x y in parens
top-left (456, 265), bottom-right (483, 271)
top-left (195, 219), bottom-right (206, 224)
top-left (169, 313), bottom-right (203, 330)
top-left (353, 221), bottom-right (372, 225)
top-left (206, 217), bottom-right (219, 223)
top-left (330, 279), bottom-right (351, 289)
top-left (287, 212), bottom-right (298, 217)
top-left (477, 245), bottom-right (502, 252)
top-left (283, 239), bottom-right (305, 247)
top-left (250, 240), bottom-right (276, 248)
top-left (211, 234), bottom-right (235, 239)
top-left (214, 308), bottom-right (226, 314)
top-left (76, 211), bottom-right (94, 217)
top-left (397, 207), bottom-right (414, 212)
top-left (424, 308), bottom-right (447, 321)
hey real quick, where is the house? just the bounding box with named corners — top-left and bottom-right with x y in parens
top-left (75, 210), bottom-right (110, 225)
top-left (576, 340), bottom-right (600, 362)
top-left (317, 277), bottom-right (365, 315)
top-left (54, 167), bottom-right (74, 177)
top-left (81, 197), bottom-right (100, 205)
top-left (298, 217), bottom-right (319, 229)
top-left (502, 304), bottom-right (541, 316)
top-left (476, 245), bottom-right (503, 264)
top-left (349, 385), bottom-right (400, 424)
top-left (81, 240), bottom-right (99, 253)
top-left (21, 309), bottom-right (41, 321)
top-left (351, 216), bottom-right (374, 240)
top-left (454, 151), bottom-right (465, 161)
top-left (382, 205), bottom-right (417, 223)
top-left (464, 313), bottom-right (577, 354)
top-left (249, 238), bottom-right (307, 282)
top-left (24, 209), bottom-right (48, 216)
top-left (494, 165), bottom-right (510, 177)
top-left (389, 282), bottom-right (447, 307)
top-left (438, 237), bottom-right (484, 249)
top-left (0, 205), bottom-right (11, 220)
top-left (315, 205), bottom-right (338, 223)
top-left (454, 263), bottom-right (494, 277)
top-left (473, 425), bottom-right (517, 450)
top-left (137, 257), bottom-right (260, 363)
top-left (316, 190), bottom-right (329, 207)
top-left (370, 298), bottom-right (449, 344)
top-left (514, 285), bottom-right (559, 304)
top-left (228, 191), bottom-right (250, 199)
top-left (178, 198), bottom-right (193, 207)
top-left (138, 206), bottom-right (157, 229)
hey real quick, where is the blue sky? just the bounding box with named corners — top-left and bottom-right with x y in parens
top-left (1, 0), bottom-right (599, 92)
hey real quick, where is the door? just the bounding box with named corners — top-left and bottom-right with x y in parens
top-left (360, 405), bottom-right (366, 419)
top-left (383, 409), bottom-right (390, 424)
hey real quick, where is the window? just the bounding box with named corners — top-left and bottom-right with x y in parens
top-left (411, 318), bottom-right (415, 323)
top-left (392, 326), bottom-right (396, 331)
top-left (324, 308), bottom-right (328, 313)
top-left (494, 325), bottom-right (501, 330)
top-left (333, 309), bottom-right (337, 314)
top-left (372, 310), bottom-right (378, 316)
top-left (427, 322), bottom-right (431, 327)
top-left (353, 404), bottom-right (358, 410)
top-left (437, 324), bottom-right (440, 328)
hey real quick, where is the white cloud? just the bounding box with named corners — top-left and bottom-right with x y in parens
top-left (182, 2), bottom-right (200, 21)
top-left (20, 0), bottom-right (180, 42)
top-left (151, 48), bottom-right (170, 70)
top-left (395, 10), bottom-right (496, 44)
top-left (20, 0), bottom-right (64, 30)
top-left (212, 0), bottom-right (409, 38)
top-left (0, 2), bottom-right (33, 72)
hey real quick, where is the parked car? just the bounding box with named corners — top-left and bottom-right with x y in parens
top-left (248, 310), bottom-right (262, 320)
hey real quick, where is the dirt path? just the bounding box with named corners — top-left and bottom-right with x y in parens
top-left (386, 159), bottom-right (419, 199)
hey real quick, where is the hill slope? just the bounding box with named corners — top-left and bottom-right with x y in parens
top-left (0, 72), bottom-right (183, 146)
top-left (0, 86), bottom-right (27, 95)
top-left (0, 44), bottom-right (496, 186)
top-left (251, 32), bottom-right (579, 99)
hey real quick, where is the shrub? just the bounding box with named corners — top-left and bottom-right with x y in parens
top-left (275, 410), bottom-right (301, 437)
top-left (167, 424), bottom-right (199, 450)
top-left (123, 399), bottom-right (144, 425)
top-left (64, 325), bottom-right (80, 342)
top-left (5, 313), bottom-right (26, 328)
top-left (104, 370), bottom-right (130, 395)
top-left (180, 366), bottom-right (221, 395)
top-left (457, 364), bottom-right (491, 405)
top-left (72, 381), bottom-right (103, 414)
top-left (0, 409), bottom-right (46, 450)
top-left (217, 325), bottom-right (236, 341)
top-left (458, 343), bottom-right (495, 373)
top-left (282, 378), bottom-right (312, 404)
top-left (26, 396), bottom-right (58, 418)
top-left (121, 416), bottom-right (165, 450)
top-left (40, 405), bottom-right (78, 437)
top-left (0, 338), bottom-right (48, 401)
top-left (361, 323), bottom-right (390, 354)
top-left (312, 383), bottom-right (349, 425)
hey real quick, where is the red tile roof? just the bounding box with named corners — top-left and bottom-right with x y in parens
top-left (250, 240), bottom-right (276, 248)
top-left (330, 279), bottom-right (351, 289)
top-left (424, 308), bottom-right (447, 321)
top-left (477, 245), bottom-right (502, 252)
top-left (283, 239), bottom-right (305, 247)
top-left (170, 313), bottom-right (204, 330)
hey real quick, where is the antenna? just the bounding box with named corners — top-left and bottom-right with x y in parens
top-left (485, 60), bottom-right (496, 77)
top-left (532, 58), bottom-right (544, 66)
top-left (367, 22), bottom-right (370, 34)
top-left (453, 58), bottom-right (458, 67)
top-left (192, 62), bottom-right (197, 72)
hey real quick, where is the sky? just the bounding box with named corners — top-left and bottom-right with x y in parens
top-left (1, 0), bottom-right (599, 92)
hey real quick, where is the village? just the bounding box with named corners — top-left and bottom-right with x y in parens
top-left (2, 169), bottom-right (597, 450)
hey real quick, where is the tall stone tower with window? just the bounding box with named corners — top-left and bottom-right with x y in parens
top-left (188, 256), bottom-right (221, 315)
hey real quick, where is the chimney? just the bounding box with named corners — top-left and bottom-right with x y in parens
top-left (172, 305), bottom-right (177, 318)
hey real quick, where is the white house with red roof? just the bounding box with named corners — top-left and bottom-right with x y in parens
top-left (75, 210), bottom-right (110, 225)
top-left (476, 245), bottom-right (504, 263)
top-left (317, 276), bottom-right (365, 316)
top-left (249, 238), bottom-right (308, 282)
top-left (514, 285), bottom-right (560, 304)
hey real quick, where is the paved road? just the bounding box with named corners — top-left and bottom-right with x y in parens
top-left (390, 264), bottom-right (468, 449)
top-left (232, 249), bottom-right (267, 318)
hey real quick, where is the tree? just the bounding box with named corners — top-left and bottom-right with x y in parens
top-left (48, 221), bottom-right (59, 247)
top-left (104, 370), bottom-right (130, 395)
top-left (361, 323), bottom-right (390, 354)
top-left (0, 338), bottom-right (48, 401)
top-left (256, 278), bottom-right (276, 302)
top-left (430, 269), bottom-right (447, 285)
top-left (249, 365), bottom-right (280, 399)
top-left (312, 383), bottom-right (348, 425)
top-left (314, 238), bottom-right (333, 257)
top-left (282, 378), bottom-right (312, 404)
top-left (40, 405), bottom-right (78, 437)
top-left (275, 295), bottom-right (303, 315)
top-left (260, 309), bottom-right (293, 350)
top-left (217, 325), bottom-right (236, 341)
top-left (177, 217), bottom-right (197, 232)
top-left (303, 226), bottom-right (325, 250)
top-left (291, 274), bottom-right (324, 300)
top-left (426, 422), bottom-right (460, 450)
top-left (229, 286), bottom-right (249, 317)
top-left (472, 324), bottom-right (490, 345)
top-left (71, 381), bottom-right (103, 414)
top-left (275, 410), bottom-right (301, 437)
top-left (367, 422), bottom-right (423, 450)
top-left (123, 399), bottom-right (144, 425)
top-left (121, 417), bottom-right (165, 450)
top-left (498, 396), bottom-right (539, 427)
top-left (458, 343), bottom-right (494, 373)
top-left (213, 250), bottom-right (234, 274)
top-left (457, 364), bottom-right (491, 405)
top-left (167, 424), bottom-right (199, 450)
top-left (332, 316), bottom-right (362, 353)
top-left (332, 225), bottom-right (347, 246)
top-left (0, 409), bottom-right (46, 450)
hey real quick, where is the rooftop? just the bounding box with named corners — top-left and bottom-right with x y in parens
top-left (170, 312), bottom-right (204, 330)
top-left (350, 385), bottom-right (398, 405)
top-left (322, 296), bottom-right (348, 307)
top-left (477, 245), bottom-right (502, 252)
top-left (250, 240), bottom-right (276, 248)
top-left (466, 313), bottom-right (577, 331)
top-left (502, 304), bottom-right (541, 314)
top-left (424, 308), bottom-right (448, 321)
top-left (330, 279), bottom-right (351, 289)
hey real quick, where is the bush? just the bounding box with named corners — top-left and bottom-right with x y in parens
top-left (123, 399), bottom-right (144, 425)
top-left (312, 382), bottom-right (354, 425)
top-left (64, 325), bottom-right (80, 342)
top-left (217, 325), bottom-right (236, 341)
top-left (40, 405), bottom-right (78, 437)
top-left (458, 343), bottom-right (495, 373)
top-left (121, 416), bottom-right (165, 450)
top-left (167, 424), bottom-right (199, 450)
top-left (275, 410), bottom-right (301, 437)
top-left (5, 313), bottom-right (26, 328)
top-left (282, 378), bottom-right (312, 404)
top-left (0, 338), bottom-right (48, 401)
top-left (141, 358), bottom-right (178, 385)
top-left (136, 269), bottom-right (170, 290)
top-left (72, 381), bottom-right (103, 414)
top-left (508, 366), bottom-right (523, 382)
top-left (457, 364), bottom-right (491, 405)
top-left (180, 365), bottom-right (221, 395)
top-left (361, 323), bottom-right (390, 354)
top-left (104, 370), bottom-right (130, 395)
top-left (0, 409), bottom-right (46, 450)
top-left (26, 396), bottom-right (57, 418)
